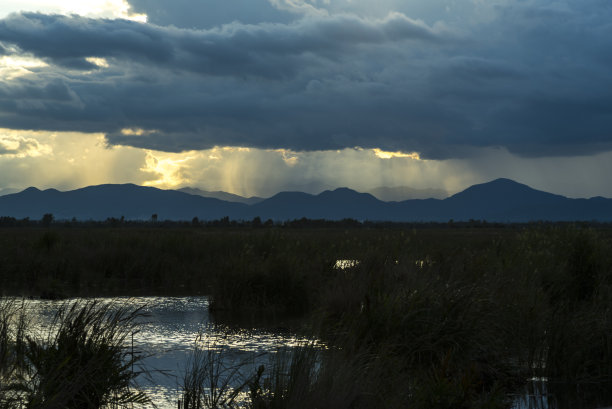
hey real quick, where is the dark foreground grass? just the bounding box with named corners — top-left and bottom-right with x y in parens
top-left (0, 299), bottom-right (149, 409)
top-left (0, 227), bottom-right (366, 299)
top-left (2, 225), bottom-right (612, 407)
top-left (0, 299), bottom-right (27, 408)
top-left (176, 225), bottom-right (612, 408)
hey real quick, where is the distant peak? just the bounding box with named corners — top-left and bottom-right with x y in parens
top-left (318, 187), bottom-right (359, 196)
top-left (78, 183), bottom-right (148, 191)
top-left (462, 178), bottom-right (531, 192)
top-left (448, 177), bottom-right (569, 203)
top-left (317, 188), bottom-right (379, 202)
top-left (489, 178), bottom-right (522, 185)
top-left (22, 187), bottom-right (40, 193)
top-left (270, 191), bottom-right (313, 198)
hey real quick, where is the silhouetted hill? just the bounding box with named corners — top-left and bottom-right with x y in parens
top-left (442, 178), bottom-right (567, 221)
top-left (250, 188), bottom-right (387, 220)
top-left (449, 178), bottom-right (563, 203)
top-left (367, 186), bottom-right (448, 201)
top-left (178, 187), bottom-right (264, 205)
top-left (408, 178), bottom-right (611, 222)
top-left (0, 184), bottom-right (248, 221)
top-left (0, 179), bottom-right (610, 222)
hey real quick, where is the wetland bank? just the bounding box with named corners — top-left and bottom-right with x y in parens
top-left (2, 222), bottom-right (612, 408)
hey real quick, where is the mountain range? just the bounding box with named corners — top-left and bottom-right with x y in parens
top-left (0, 178), bottom-right (610, 222)
top-left (174, 186), bottom-right (448, 203)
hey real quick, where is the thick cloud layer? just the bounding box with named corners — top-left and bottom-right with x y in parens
top-left (0, 0), bottom-right (611, 158)
top-left (127, 0), bottom-right (295, 28)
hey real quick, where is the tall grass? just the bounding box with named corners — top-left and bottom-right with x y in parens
top-left (0, 299), bottom-right (26, 375)
top-left (1, 299), bottom-right (150, 409)
top-left (305, 226), bottom-right (612, 407)
top-left (181, 339), bottom-right (390, 409)
top-left (4, 225), bottom-right (612, 406)
top-left (314, 259), bottom-right (516, 408)
top-left (0, 299), bottom-right (27, 409)
top-left (247, 343), bottom-right (398, 409)
top-left (180, 334), bottom-right (255, 409)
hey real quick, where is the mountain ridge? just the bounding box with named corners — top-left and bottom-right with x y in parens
top-left (368, 185), bottom-right (448, 201)
top-left (0, 178), bottom-right (610, 222)
top-left (178, 187), bottom-right (264, 205)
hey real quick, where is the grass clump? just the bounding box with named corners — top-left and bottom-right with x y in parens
top-left (248, 344), bottom-right (390, 409)
top-left (180, 334), bottom-right (255, 409)
top-left (2, 299), bottom-right (150, 409)
top-left (181, 339), bottom-right (385, 409)
top-left (0, 299), bottom-right (28, 409)
top-left (316, 259), bottom-right (516, 408)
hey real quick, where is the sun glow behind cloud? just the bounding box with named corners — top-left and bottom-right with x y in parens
top-left (0, 0), bottom-right (147, 21)
top-left (0, 129), bottom-right (147, 191)
top-left (121, 128), bottom-right (156, 136)
top-left (85, 57), bottom-right (110, 68)
top-left (373, 149), bottom-right (421, 160)
top-left (0, 134), bottom-right (52, 158)
top-left (68, 0), bottom-right (147, 22)
top-left (0, 129), bottom-right (612, 199)
top-left (141, 151), bottom-right (196, 188)
top-left (0, 56), bottom-right (48, 80)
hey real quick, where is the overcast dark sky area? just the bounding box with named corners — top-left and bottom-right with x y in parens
top-left (0, 0), bottom-right (610, 198)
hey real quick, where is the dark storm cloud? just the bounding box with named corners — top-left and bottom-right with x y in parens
top-left (0, 79), bottom-right (74, 101)
top-left (127, 0), bottom-right (295, 29)
top-left (0, 13), bottom-right (178, 69)
top-left (0, 12), bottom-right (439, 77)
top-left (0, 1), bottom-right (612, 158)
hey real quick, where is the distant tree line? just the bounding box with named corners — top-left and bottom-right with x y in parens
top-left (0, 213), bottom-right (610, 230)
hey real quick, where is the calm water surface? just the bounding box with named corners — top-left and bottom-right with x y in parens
top-left (23, 296), bottom-right (313, 408)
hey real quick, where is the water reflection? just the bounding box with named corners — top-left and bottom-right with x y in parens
top-left (334, 259), bottom-right (360, 269)
top-left (511, 380), bottom-right (553, 409)
top-left (510, 379), bottom-right (612, 409)
top-left (18, 296), bottom-right (316, 409)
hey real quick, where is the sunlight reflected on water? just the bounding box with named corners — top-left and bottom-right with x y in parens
top-left (334, 259), bottom-right (360, 269)
top-left (18, 296), bottom-right (316, 409)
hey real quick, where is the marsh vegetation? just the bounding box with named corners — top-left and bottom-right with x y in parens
top-left (0, 299), bottom-right (149, 409)
top-left (1, 224), bottom-right (612, 408)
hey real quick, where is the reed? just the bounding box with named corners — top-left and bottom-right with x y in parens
top-left (12, 300), bottom-right (150, 409)
top-left (0, 299), bottom-right (28, 409)
top-left (3, 224), bottom-right (612, 407)
top-left (180, 334), bottom-right (254, 409)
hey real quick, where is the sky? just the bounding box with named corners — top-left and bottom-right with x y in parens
top-left (0, 0), bottom-right (611, 198)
